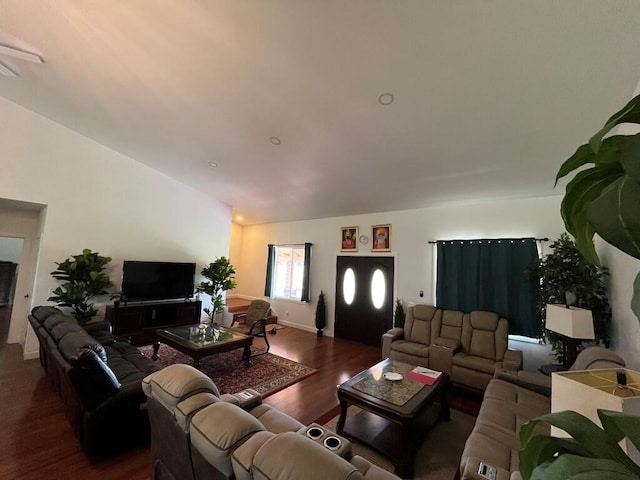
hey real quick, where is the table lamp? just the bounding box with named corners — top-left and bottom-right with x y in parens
top-left (545, 304), bottom-right (595, 367)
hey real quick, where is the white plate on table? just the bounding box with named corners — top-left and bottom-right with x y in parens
top-left (383, 372), bottom-right (403, 381)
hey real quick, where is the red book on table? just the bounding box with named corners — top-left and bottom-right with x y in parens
top-left (407, 367), bottom-right (441, 386)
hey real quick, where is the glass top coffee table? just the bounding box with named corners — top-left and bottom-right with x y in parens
top-left (337, 358), bottom-right (450, 479)
top-left (153, 324), bottom-right (253, 369)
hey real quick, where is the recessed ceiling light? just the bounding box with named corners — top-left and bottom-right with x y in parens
top-left (269, 137), bottom-right (281, 145)
top-left (378, 93), bottom-right (394, 106)
top-left (235, 216), bottom-right (244, 222)
top-left (208, 162), bottom-right (217, 167)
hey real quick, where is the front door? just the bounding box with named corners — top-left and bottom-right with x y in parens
top-left (334, 256), bottom-right (394, 346)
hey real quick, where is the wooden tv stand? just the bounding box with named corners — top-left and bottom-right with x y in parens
top-left (106, 300), bottom-right (202, 346)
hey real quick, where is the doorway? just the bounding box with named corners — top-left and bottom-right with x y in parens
top-left (334, 256), bottom-right (394, 346)
top-left (0, 237), bottom-right (23, 343)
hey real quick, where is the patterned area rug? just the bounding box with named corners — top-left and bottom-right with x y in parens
top-left (322, 406), bottom-right (475, 480)
top-left (139, 344), bottom-right (317, 397)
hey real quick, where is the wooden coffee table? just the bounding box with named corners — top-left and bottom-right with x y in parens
top-left (153, 324), bottom-right (253, 369)
top-left (337, 358), bottom-right (450, 478)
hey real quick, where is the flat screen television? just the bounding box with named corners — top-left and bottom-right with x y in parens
top-left (121, 261), bottom-right (196, 302)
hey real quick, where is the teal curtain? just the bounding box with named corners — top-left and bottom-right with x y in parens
top-left (436, 238), bottom-right (539, 337)
top-left (264, 244), bottom-right (275, 297)
top-left (300, 242), bottom-right (312, 302)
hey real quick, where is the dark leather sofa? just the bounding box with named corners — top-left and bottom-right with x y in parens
top-left (28, 306), bottom-right (161, 458)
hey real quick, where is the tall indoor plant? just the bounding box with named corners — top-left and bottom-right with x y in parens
top-left (48, 248), bottom-right (114, 325)
top-left (530, 233), bottom-right (611, 362)
top-left (196, 256), bottom-right (237, 321)
top-left (315, 290), bottom-right (326, 336)
top-left (556, 93), bottom-right (640, 319)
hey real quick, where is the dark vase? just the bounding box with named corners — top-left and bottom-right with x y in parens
top-left (317, 329), bottom-right (323, 337)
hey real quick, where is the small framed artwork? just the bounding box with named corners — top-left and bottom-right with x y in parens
top-left (371, 224), bottom-right (391, 252)
top-left (340, 226), bottom-right (359, 252)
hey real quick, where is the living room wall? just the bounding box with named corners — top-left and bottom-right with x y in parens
top-left (233, 196), bottom-right (565, 367)
top-left (0, 97), bottom-right (232, 358)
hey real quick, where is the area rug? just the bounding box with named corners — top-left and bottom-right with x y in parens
top-left (139, 344), bottom-right (317, 398)
top-left (322, 406), bottom-right (475, 480)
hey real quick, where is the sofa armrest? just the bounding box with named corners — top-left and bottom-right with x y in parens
top-left (502, 349), bottom-right (523, 371)
top-left (83, 320), bottom-right (113, 336)
top-left (432, 336), bottom-right (460, 350)
top-left (351, 455), bottom-right (401, 479)
top-left (494, 369), bottom-right (551, 397)
top-left (381, 328), bottom-right (404, 359)
top-left (429, 343), bottom-right (455, 375)
top-left (221, 389), bottom-right (262, 410)
top-left (461, 457), bottom-right (512, 480)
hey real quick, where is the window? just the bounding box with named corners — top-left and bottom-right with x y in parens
top-left (435, 238), bottom-right (540, 337)
top-left (264, 243), bottom-right (312, 302)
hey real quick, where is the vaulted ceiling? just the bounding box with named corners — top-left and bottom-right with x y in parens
top-left (1, 1), bottom-right (639, 224)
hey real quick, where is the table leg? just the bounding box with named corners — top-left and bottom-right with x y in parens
top-left (336, 398), bottom-right (348, 433)
top-left (440, 383), bottom-right (451, 421)
top-left (152, 341), bottom-right (160, 361)
top-left (242, 342), bottom-right (252, 368)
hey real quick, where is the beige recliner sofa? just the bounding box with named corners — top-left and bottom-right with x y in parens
top-left (459, 346), bottom-right (626, 480)
top-left (142, 363), bottom-right (400, 480)
top-left (382, 305), bottom-right (523, 392)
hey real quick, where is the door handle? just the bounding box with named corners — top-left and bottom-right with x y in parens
top-left (24, 294), bottom-right (30, 298)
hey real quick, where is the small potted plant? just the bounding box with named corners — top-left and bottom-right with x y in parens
top-left (48, 248), bottom-right (114, 325)
top-left (393, 298), bottom-right (406, 328)
top-left (196, 256), bottom-right (237, 323)
top-left (315, 290), bottom-right (326, 336)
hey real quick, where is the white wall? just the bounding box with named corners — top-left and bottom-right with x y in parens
top-left (0, 97), bottom-right (232, 358)
top-left (235, 195), bottom-right (565, 369)
top-left (599, 239), bottom-right (640, 370)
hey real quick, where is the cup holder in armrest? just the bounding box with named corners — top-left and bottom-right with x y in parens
top-left (306, 426), bottom-right (324, 440)
top-left (323, 436), bottom-right (342, 451)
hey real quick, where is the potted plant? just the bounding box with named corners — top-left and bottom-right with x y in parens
top-left (393, 298), bottom-right (405, 328)
top-left (555, 93), bottom-right (640, 319)
top-left (315, 290), bottom-right (326, 336)
top-left (519, 409), bottom-right (640, 479)
top-left (529, 233), bottom-right (611, 363)
top-left (47, 248), bottom-right (114, 325)
top-left (196, 256), bottom-right (237, 322)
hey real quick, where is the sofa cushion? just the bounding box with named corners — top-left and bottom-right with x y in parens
top-left (50, 321), bottom-right (85, 343)
top-left (390, 339), bottom-right (430, 358)
top-left (452, 352), bottom-right (501, 375)
top-left (438, 310), bottom-right (464, 341)
top-left (67, 348), bottom-right (122, 410)
top-left (58, 330), bottom-right (107, 363)
top-left (404, 304), bottom-right (439, 345)
top-left (30, 306), bottom-right (62, 323)
top-left (142, 363), bottom-right (220, 411)
top-left (43, 313), bottom-right (77, 332)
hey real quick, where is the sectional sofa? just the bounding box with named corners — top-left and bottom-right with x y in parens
top-left (382, 304), bottom-right (523, 393)
top-left (28, 305), bottom-right (161, 457)
top-left (142, 363), bottom-right (400, 480)
top-left (459, 347), bottom-right (626, 480)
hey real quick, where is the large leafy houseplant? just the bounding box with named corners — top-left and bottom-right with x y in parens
top-left (556, 93), bottom-right (640, 319)
top-left (530, 234), bottom-right (611, 362)
top-left (48, 249), bottom-right (114, 325)
top-left (196, 257), bottom-right (237, 320)
top-left (519, 409), bottom-right (640, 479)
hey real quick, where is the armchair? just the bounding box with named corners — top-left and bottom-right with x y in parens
top-left (231, 300), bottom-right (271, 356)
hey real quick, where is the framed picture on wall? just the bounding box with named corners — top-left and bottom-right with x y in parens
top-left (340, 226), bottom-right (359, 252)
top-left (371, 224), bottom-right (391, 252)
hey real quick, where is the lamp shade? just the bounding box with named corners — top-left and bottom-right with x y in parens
top-left (545, 304), bottom-right (595, 339)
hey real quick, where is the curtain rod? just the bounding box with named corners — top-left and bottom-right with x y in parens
top-left (428, 237), bottom-right (548, 244)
